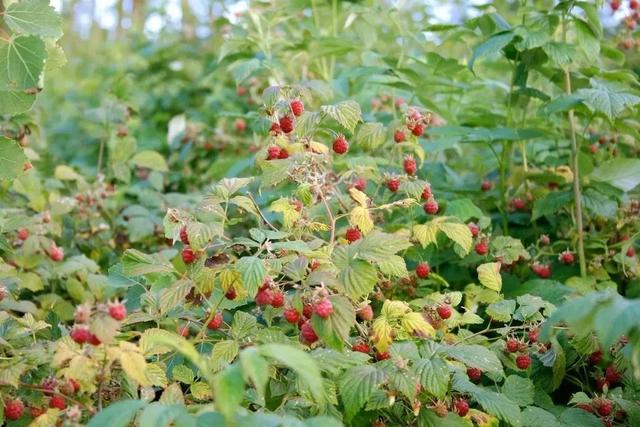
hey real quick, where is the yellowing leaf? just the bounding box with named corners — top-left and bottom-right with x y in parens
top-left (372, 316), bottom-right (393, 352)
top-left (309, 140), bottom-right (329, 154)
top-left (401, 312), bottom-right (435, 337)
top-left (270, 198), bottom-right (301, 228)
top-left (348, 187), bottom-right (369, 207)
top-left (413, 222), bottom-right (439, 248)
top-left (381, 300), bottom-right (411, 318)
top-left (477, 262), bottom-right (502, 292)
top-left (220, 268), bottom-right (242, 293)
top-left (438, 222), bottom-right (472, 255)
top-left (350, 206), bottom-right (373, 234)
top-left (308, 221), bottom-right (331, 232)
top-left (118, 342), bottom-right (151, 387)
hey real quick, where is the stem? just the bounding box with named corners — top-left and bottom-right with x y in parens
top-left (319, 191), bottom-right (336, 245)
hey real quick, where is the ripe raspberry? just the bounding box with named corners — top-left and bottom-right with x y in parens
top-left (516, 354), bottom-right (531, 370)
top-left (225, 288), bottom-right (237, 300)
top-left (4, 398), bottom-right (24, 420)
top-left (598, 135), bottom-right (607, 145)
top-left (610, 0), bottom-right (620, 11)
top-left (475, 240), bottom-right (489, 255)
top-left (411, 123), bottom-right (424, 137)
top-left (588, 350), bottom-right (602, 365)
top-left (89, 333), bottom-right (101, 346)
top-left (436, 304), bottom-right (452, 319)
top-left (284, 308), bottom-right (301, 324)
top-left (532, 263), bottom-right (551, 279)
top-left (386, 177), bottom-right (400, 192)
top-left (416, 262), bottom-right (430, 279)
top-left (255, 288), bottom-right (274, 306)
top-left (70, 325), bottom-right (91, 344)
top-left (332, 135), bottom-right (349, 154)
top-left (74, 304), bottom-right (91, 324)
top-left (527, 328), bottom-right (539, 343)
top-left (303, 303), bottom-right (314, 319)
top-left (559, 250), bottom-right (574, 264)
top-left (466, 367), bottom-right (482, 382)
top-left (631, 0), bottom-right (639, 9)
top-left (467, 222), bottom-right (479, 237)
top-left (314, 298), bottom-right (334, 318)
top-left (626, 246), bottom-right (636, 257)
top-left (375, 351), bottom-right (391, 361)
top-left (17, 228), bottom-right (29, 241)
top-left (394, 130), bottom-right (406, 143)
top-left (300, 322), bottom-right (318, 344)
top-left (182, 247), bottom-right (196, 264)
top-left (290, 99), bottom-right (304, 117)
top-left (179, 226), bottom-right (189, 245)
top-left (279, 116), bottom-right (294, 134)
top-left (234, 118), bottom-right (246, 133)
top-left (68, 379), bottom-right (80, 394)
top-left (345, 227), bottom-right (362, 243)
top-left (605, 365), bottom-right (622, 384)
top-left (454, 399), bottom-right (469, 417)
top-left (403, 156), bottom-right (417, 176)
top-left (421, 185), bottom-right (432, 200)
top-left (596, 377), bottom-right (609, 391)
top-left (266, 145), bottom-right (281, 160)
top-left (271, 290), bottom-right (285, 308)
top-left (589, 143), bottom-right (598, 154)
top-left (506, 339), bottom-right (520, 353)
top-left (207, 312), bottom-right (223, 330)
top-left (49, 395), bottom-right (66, 410)
top-left (108, 301), bottom-right (127, 321)
top-left (353, 177), bottom-right (366, 191)
top-left (357, 305), bottom-right (374, 321)
top-left (277, 148), bottom-right (289, 159)
top-left (594, 398), bottom-right (613, 417)
top-left (352, 342), bottom-right (371, 353)
top-left (511, 197), bottom-right (526, 210)
top-left (423, 198), bottom-right (439, 215)
top-left (49, 244), bottom-right (64, 262)
top-left (269, 122), bottom-right (282, 135)
top-left (29, 406), bottom-right (45, 418)
top-left (480, 180), bottom-right (492, 192)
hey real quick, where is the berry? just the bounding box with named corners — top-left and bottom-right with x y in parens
top-left (594, 399), bottom-right (613, 417)
top-left (506, 339), bottom-right (520, 353)
top-left (303, 303), bottom-right (314, 319)
top-left (4, 398), bottom-right (24, 420)
top-left (29, 406), bottom-right (46, 418)
top-left (300, 322), bottom-right (318, 344)
top-left (277, 148), bottom-right (289, 159)
top-left (626, 246), bottom-right (636, 257)
top-left (178, 324), bottom-right (190, 337)
top-left (49, 395), bottom-right (66, 410)
top-left (284, 308), bottom-right (301, 324)
top-left (314, 298), bottom-right (334, 318)
top-left (0, 286), bottom-right (7, 302)
top-left (559, 250), bottom-right (574, 265)
top-left (528, 328), bottom-right (539, 343)
top-left (421, 185), bottom-right (432, 200)
top-left (70, 325), bottom-right (91, 344)
top-left (74, 304), bottom-right (91, 323)
top-left (234, 118), bottom-right (246, 133)
top-left (387, 177), bottom-right (400, 192)
top-left (468, 222), bottom-right (479, 237)
top-left (179, 226), bottom-right (189, 245)
top-left (269, 122), bottom-right (282, 135)
top-left (576, 403), bottom-right (593, 413)
top-left (353, 177), bottom-right (366, 191)
top-left (375, 351), bottom-right (391, 361)
top-left (516, 354), bottom-right (531, 370)
top-left (511, 197), bottom-right (526, 210)
top-left (41, 377), bottom-right (57, 395)
top-left (475, 240), bottom-right (489, 256)
top-left (539, 235), bottom-right (550, 246)
top-left (352, 343), bottom-right (371, 353)
top-left (23, 162), bottom-right (32, 171)
top-left (403, 156), bottom-right (417, 176)
top-left (17, 228), bottom-right (29, 241)
top-left (279, 116), bottom-right (294, 134)
top-left (394, 130), bottom-right (406, 143)
top-left (480, 180), bottom-right (492, 192)
top-left (532, 263), bottom-right (551, 279)
top-left (357, 305), bottom-right (374, 321)
top-left (423, 198), bottom-right (439, 215)
top-left (182, 247), bottom-right (196, 264)
top-left (89, 333), bottom-right (101, 346)
top-left (416, 262), bottom-right (430, 279)
top-left (605, 365), bottom-right (622, 384)
top-left (108, 301), bottom-right (127, 321)
top-left (332, 135), bottom-right (349, 154)
top-left (49, 244), bottom-right (64, 262)
top-left (631, 0), bottom-right (639, 10)
top-left (610, 0), bottom-right (620, 11)
top-left (454, 399), bottom-right (469, 417)
top-left (411, 123), bottom-right (424, 137)
top-left (596, 377), bottom-right (609, 391)
top-left (346, 227), bottom-right (362, 243)
top-left (589, 143), bottom-right (598, 154)
top-left (290, 99), bottom-right (304, 117)
top-left (236, 86), bottom-right (247, 96)
top-left (588, 350), bottom-right (602, 365)
top-left (271, 290), bottom-right (285, 308)
top-left (207, 312), bottom-right (223, 330)
top-left (437, 304), bottom-right (452, 319)
top-left (433, 401), bottom-right (448, 417)
top-left (68, 379), bottom-right (80, 394)
top-left (266, 145), bottom-right (281, 160)
top-left (467, 367), bottom-right (482, 382)
top-left (255, 288), bottom-right (274, 306)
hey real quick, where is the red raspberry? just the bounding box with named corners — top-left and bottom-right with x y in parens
top-left (480, 180), bottom-right (492, 192)
top-left (610, 0), bottom-right (620, 11)
top-left (41, 376), bottom-right (57, 396)
top-left (4, 398), bottom-right (24, 420)
top-left (466, 367), bottom-right (482, 382)
top-left (423, 198), bottom-right (439, 215)
top-left (29, 406), bottom-right (45, 418)
top-left (255, 288), bottom-right (274, 306)
top-left (512, 197), bottom-right (526, 210)
top-left (387, 177), bottom-right (400, 192)
top-left (49, 244), bottom-right (64, 262)
top-left (436, 304), bottom-right (452, 319)
top-left (17, 228), bottom-right (29, 241)
top-left (225, 288), bottom-right (237, 300)
top-left (416, 262), bottom-right (430, 279)
top-left (207, 312), bottom-right (223, 330)
top-left (353, 177), bottom-right (366, 191)
top-left (516, 354), bottom-right (531, 370)
top-left (598, 135), bottom-right (607, 145)
top-left (49, 395), bottom-right (66, 410)
top-left (279, 116), bottom-right (294, 134)
top-left (271, 290), bottom-right (285, 308)
top-left (352, 343), bottom-right (371, 353)
top-left (596, 377), bottom-right (609, 391)
top-left (178, 324), bottom-right (190, 337)
top-left (532, 263), bottom-right (551, 278)
top-left (626, 246), bottom-right (636, 257)
top-left (290, 99), bottom-right (304, 117)
top-left (403, 156), bottom-right (417, 176)
top-left (309, 260), bottom-right (321, 271)
top-left (314, 298), bottom-right (334, 318)
top-left (182, 247), bottom-right (196, 264)
top-left (528, 328), bottom-right (539, 343)
top-left (303, 303), bottom-right (314, 319)
top-left (605, 365), bottom-right (622, 384)
top-left (475, 240), bottom-right (489, 255)
top-left (332, 135), bottom-right (349, 154)
top-left (234, 118), bottom-right (246, 133)
top-left (357, 305), bottom-right (374, 321)
top-left (269, 122), bottom-right (282, 135)
top-left (266, 145), bottom-right (281, 160)
top-left (277, 148), bottom-right (289, 159)
top-left (410, 123), bottom-right (424, 137)
top-left (236, 86), bottom-right (247, 96)
top-left (70, 325), bottom-right (91, 344)
top-left (108, 301), bottom-right (127, 321)
top-left (375, 351), bottom-right (391, 361)
top-left (421, 185), bottom-right (432, 200)
top-left (589, 144), bottom-right (598, 154)
top-left (631, 0), bottom-right (639, 10)
top-left (68, 379), bottom-right (80, 393)
top-left (506, 339), bottom-right (520, 353)
top-left (89, 333), bottom-right (101, 346)
top-left (559, 250), bottom-right (574, 264)
top-left (394, 130), bottom-right (406, 143)
top-left (300, 322), bottom-right (318, 344)
top-left (454, 399), bottom-right (469, 417)
top-left (468, 222), bottom-right (479, 237)
top-left (284, 308), bottom-right (301, 324)
top-left (23, 162), bottom-right (32, 171)
top-left (345, 227), bottom-right (362, 243)
top-left (595, 399), bottom-right (613, 417)
top-left (179, 226), bottom-right (189, 245)
top-left (588, 350), bottom-right (602, 365)
top-left (291, 199), bottom-right (303, 213)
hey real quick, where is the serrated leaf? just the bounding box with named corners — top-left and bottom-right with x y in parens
top-left (574, 17), bottom-right (599, 62)
top-left (590, 159), bottom-right (640, 192)
top-left (332, 245), bottom-right (378, 299)
top-left (576, 79), bottom-right (640, 121)
top-left (355, 122), bottom-right (386, 149)
top-left (172, 365), bottom-right (194, 385)
top-left (438, 222), bottom-right (472, 255)
top-left (532, 191), bottom-right (573, 220)
top-left (378, 255), bottom-right (409, 278)
top-left (239, 347), bottom-right (270, 399)
top-left (413, 222), bottom-right (440, 248)
top-left (131, 150), bottom-right (168, 172)
top-left (414, 357), bottom-right (450, 399)
top-left (372, 316), bottom-right (393, 352)
top-left (486, 299), bottom-right (516, 322)
top-left (440, 345), bottom-right (503, 374)
top-left (235, 256), bottom-right (266, 297)
top-left (453, 374), bottom-right (521, 425)
top-left (468, 31), bottom-right (515, 71)
top-left (122, 249), bottom-right (175, 276)
top-left (477, 262), bottom-right (502, 292)
top-left (320, 100), bottom-right (362, 132)
top-left (357, 230), bottom-right (412, 263)
top-left (87, 400), bottom-right (147, 427)
top-left (401, 312), bottom-right (435, 338)
top-left (0, 137), bottom-right (28, 181)
top-left (210, 340), bottom-right (240, 372)
top-left (490, 236), bottom-right (530, 264)
top-left (349, 206), bottom-right (373, 235)
top-left (118, 342), bottom-right (151, 387)
top-left (503, 375), bottom-right (534, 406)
top-left (311, 295), bottom-right (355, 350)
top-left (270, 198), bottom-right (301, 229)
top-left (339, 365), bottom-right (386, 421)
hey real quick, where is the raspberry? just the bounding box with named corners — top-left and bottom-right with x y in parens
top-left (290, 99), bottom-right (304, 117)
top-left (178, 324), bottom-right (190, 337)
top-left (610, 0), bottom-right (620, 11)
top-left (466, 367), bottom-right (482, 382)
top-left (17, 228), bottom-right (29, 241)
top-left (599, 135), bottom-right (607, 145)
top-left (179, 226), bottom-right (189, 245)
top-left (454, 399), bottom-right (469, 417)
top-left (345, 227), bottom-right (362, 243)
top-left (559, 250), bottom-right (574, 264)
top-left (23, 162), bottom-right (32, 171)
top-left (433, 401), bottom-right (448, 417)
top-left (411, 123), bottom-right (424, 137)
top-left (255, 288), bottom-right (274, 306)
top-left (89, 333), bottom-right (101, 346)
top-left (303, 303), bottom-right (313, 319)
top-left (403, 156), bottom-right (417, 176)
top-left (532, 263), bottom-right (551, 278)
top-left (4, 398), bottom-right (24, 420)
top-left (627, 246), bottom-right (636, 257)
top-left (421, 185), bottom-right (432, 200)
top-left (423, 198), bottom-right (439, 215)
top-left (266, 145), bottom-right (281, 160)
top-left (74, 304), bottom-right (91, 324)
top-left (234, 118), bottom-right (246, 133)
top-left (41, 376), bottom-right (57, 395)
top-left (300, 322), bottom-right (318, 344)
top-left (528, 328), bottom-right (539, 343)
top-left (415, 262), bottom-right (430, 279)
top-left (576, 403), bottom-right (593, 413)
top-left (394, 130), bottom-right (406, 143)
top-left (207, 312), bottom-right (223, 330)
top-left (631, 0), bottom-right (639, 10)
top-left (277, 148), bottom-right (289, 159)
top-left (588, 350), bottom-right (602, 365)
top-left (279, 116), bottom-right (294, 134)
top-left (68, 379), bottom-right (80, 393)
top-left (332, 135), bottom-right (349, 154)
top-left (49, 395), bottom-right (66, 410)
top-left (596, 377), bottom-right (609, 391)
top-left (309, 260), bottom-right (321, 271)
top-left (480, 180), bottom-right (492, 192)
top-left (386, 177), bottom-right (400, 192)
top-left (29, 406), bottom-right (46, 418)
top-left (516, 354), bottom-right (531, 369)
top-left (314, 298), bottom-right (334, 318)
top-left (49, 244), bottom-right (64, 262)
top-left (236, 86), bottom-right (247, 96)
top-left (182, 247), bottom-right (197, 264)
top-left (271, 290), bottom-right (285, 308)
top-left (225, 288), bottom-right (237, 300)
top-left (292, 199), bottom-right (303, 212)
top-left (375, 351), bottom-right (390, 361)
top-left (357, 305), bottom-right (374, 321)
top-left (605, 365), bottom-right (622, 384)
top-left (436, 304), bottom-right (452, 319)
top-left (589, 143), bottom-right (598, 154)
top-left (468, 222), bottom-right (479, 237)
top-left (512, 197), bottom-right (526, 210)
top-left (539, 235), bottom-right (550, 245)
top-left (475, 240), bottom-right (489, 255)
top-left (352, 343), bottom-right (371, 353)
top-left (594, 398), bottom-right (613, 417)
top-left (108, 301), bottom-right (127, 321)
top-left (353, 177), bottom-right (366, 191)
top-left (0, 286), bottom-right (7, 301)
top-left (269, 122), bottom-right (282, 135)
top-left (284, 308), bottom-right (301, 324)
top-left (70, 325), bottom-right (91, 344)
top-left (505, 339), bottom-right (520, 353)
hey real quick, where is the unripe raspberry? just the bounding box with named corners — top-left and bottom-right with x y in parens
top-left (454, 398), bottom-right (469, 417)
top-left (29, 406), bottom-right (45, 418)
top-left (475, 240), bottom-right (489, 255)
top-left (88, 333), bottom-right (101, 346)
top-left (539, 234), bottom-right (550, 246)
top-left (108, 301), bottom-right (127, 321)
top-left (49, 395), bottom-right (66, 410)
top-left (423, 198), bottom-right (439, 215)
top-left (353, 177), bottom-right (366, 191)
top-left (589, 143), bottom-right (598, 154)
top-left (266, 145), bottom-right (281, 160)
top-left (394, 130), bottom-right (406, 143)
top-left (387, 177), bottom-right (400, 192)
top-left (0, 286), bottom-right (7, 302)
top-left (506, 339), bottom-right (519, 353)
top-left (236, 86), bottom-right (247, 96)
top-left (49, 244), bottom-right (64, 262)
top-left (207, 312), bottom-right (223, 330)
top-left (68, 379), bottom-right (80, 394)
top-left (182, 247), bottom-right (196, 264)
top-left (290, 99), bottom-right (304, 117)
top-left (403, 156), bottom-right (417, 176)
top-left (559, 250), bottom-right (574, 264)
top-left (415, 262), bottom-right (430, 279)
top-left (17, 228), bottom-right (29, 241)
top-left (314, 298), bottom-right (334, 318)
top-left (467, 222), bottom-right (479, 237)
top-left (300, 322), bottom-right (318, 344)
top-left (177, 324), bottom-right (190, 337)
top-left (271, 290), bottom-right (285, 308)
top-left (593, 398), bottom-right (613, 417)
top-left (292, 199), bottom-right (303, 212)
top-left (466, 367), bottom-right (482, 382)
top-left (375, 351), bottom-right (390, 361)
top-left (332, 135), bottom-right (349, 154)
top-left (225, 288), bottom-right (237, 300)
top-left (41, 376), bottom-right (57, 396)
top-left (179, 226), bottom-right (190, 245)
top-left (480, 180), bottom-right (492, 192)
top-left (234, 118), bottom-right (246, 133)
top-left (255, 287), bottom-right (274, 306)
top-left (436, 304), bottom-right (452, 319)
top-left (410, 123), bottom-right (424, 137)
top-left (626, 246), bottom-right (636, 257)
top-left (23, 162), bottom-right (32, 171)
top-left (346, 227), bottom-right (362, 243)
top-left (433, 400), bottom-right (448, 417)
top-left (516, 354), bottom-right (531, 370)
top-left (70, 325), bottom-right (91, 344)
top-left (528, 328), bottom-right (539, 343)
top-left (4, 398), bottom-right (24, 420)
top-left (588, 350), bottom-right (602, 365)
top-left (420, 185), bottom-right (432, 200)
top-left (352, 342), bottom-right (371, 353)
top-left (279, 116), bottom-right (294, 134)
top-left (357, 304), bottom-right (374, 321)
top-left (284, 307), bottom-right (301, 324)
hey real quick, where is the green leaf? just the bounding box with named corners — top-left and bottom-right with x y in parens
top-left (320, 100), bottom-right (362, 133)
top-left (311, 295), bottom-right (356, 350)
top-left (339, 365), bottom-right (386, 421)
top-left (438, 222), bottom-right (473, 256)
top-left (522, 407), bottom-right (563, 427)
top-left (486, 299), bottom-right (516, 322)
top-left (355, 122), bottom-right (386, 149)
top-left (581, 189), bottom-right (617, 218)
top-left (538, 94), bottom-right (583, 116)
top-left (542, 42), bottom-right (575, 65)
top-left (0, 36), bottom-right (46, 90)
top-left (172, 365), bottom-right (194, 384)
top-left (239, 347), bottom-right (270, 399)
top-left (131, 150), bottom-right (168, 172)
top-left (575, 79), bottom-right (640, 121)
top-left (213, 364), bottom-right (245, 420)
top-left (453, 374), bottom-right (521, 425)
top-left (0, 89), bottom-right (35, 115)
top-left (468, 31), bottom-right (515, 71)
top-left (439, 345), bottom-right (503, 374)
top-left (122, 249), bottom-right (175, 276)
top-left (573, 18), bottom-right (599, 61)
top-left (0, 137), bottom-right (28, 181)
top-left (489, 236), bottom-right (530, 264)
top-left (235, 256), bottom-right (266, 297)
top-left (418, 411), bottom-right (470, 427)
top-left (590, 159), bottom-right (640, 192)
top-left (532, 191), bottom-right (573, 220)
top-left (332, 245), bottom-right (378, 299)
top-left (87, 400), bottom-right (147, 427)
top-left (377, 255), bottom-right (409, 278)
top-left (503, 375), bottom-right (534, 406)
top-left (575, 2), bottom-right (602, 38)
top-left (5, 0), bottom-right (63, 38)
top-left (445, 199), bottom-right (484, 222)
top-left (356, 230), bottom-right (413, 263)
top-left (477, 262), bottom-right (502, 292)
top-left (413, 357), bottom-right (450, 399)
top-left (210, 340), bottom-right (240, 372)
